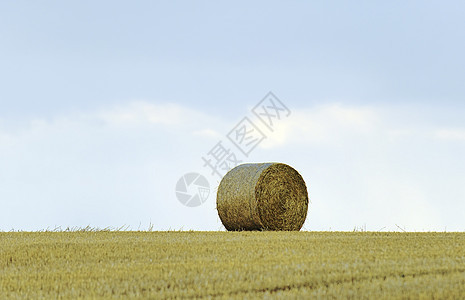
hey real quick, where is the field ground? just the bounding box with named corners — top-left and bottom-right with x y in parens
top-left (1, 231), bottom-right (465, 299)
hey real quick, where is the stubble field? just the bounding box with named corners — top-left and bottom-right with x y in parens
top-left (1, 231), bottom-right (465, 299)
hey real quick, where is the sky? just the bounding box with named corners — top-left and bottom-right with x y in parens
top-left (1, 1), bottom-right (465, 231)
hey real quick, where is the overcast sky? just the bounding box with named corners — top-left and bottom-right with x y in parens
top-left (1, 1), bottom-right (465, 231)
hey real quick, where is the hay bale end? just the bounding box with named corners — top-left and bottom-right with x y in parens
top-left (216, 163), bottom-right (308, 231)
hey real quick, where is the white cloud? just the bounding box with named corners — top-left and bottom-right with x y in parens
top-left (192, 128), bottom-right (223, 139)
top-left (252, 103), bottom-right (463, 231)
top-left (259, 104), bottom-right (380, 149)
top-left (433, 129), bottom-right (465, 141)
top-left (0, 101), bottom-right (224, 231)
top-left (1, 101), bottom-right (465, 231)
top-left (386, 129), bottom-right (416, 142)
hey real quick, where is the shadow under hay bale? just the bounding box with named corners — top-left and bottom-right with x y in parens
top-left (216, 163), bottom-right (308, 231)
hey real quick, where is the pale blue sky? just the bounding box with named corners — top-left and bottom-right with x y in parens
top-left (1, 1), bottom-right (465, 231)
top-left (2, 1), bottom-right (465, 118)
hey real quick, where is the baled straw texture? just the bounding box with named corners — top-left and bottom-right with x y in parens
top-left (217, 163), bottom-right (308, 231)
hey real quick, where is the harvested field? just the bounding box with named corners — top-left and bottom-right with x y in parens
top-left (1, 231), bottom-right (465, 299)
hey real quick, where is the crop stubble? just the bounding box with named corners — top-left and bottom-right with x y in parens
top-left (1, 232), bottom-right (465, 299)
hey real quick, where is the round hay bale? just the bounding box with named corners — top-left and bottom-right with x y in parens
top-left (216, 163), bottom-right (308, 231)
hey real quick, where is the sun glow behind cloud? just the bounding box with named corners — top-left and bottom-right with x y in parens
top-left (259, 104), bottom-right (379, 149)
